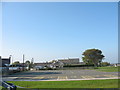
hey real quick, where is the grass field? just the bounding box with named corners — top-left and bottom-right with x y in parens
top-left (8, 79), bottom-right (119, 88)
top-left (93, 66), bottom-right (120, 72)
top-left (0, 86), bottom-right (2, 90)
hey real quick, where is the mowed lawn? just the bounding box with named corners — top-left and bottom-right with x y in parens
top-left (8, 79), bottom-right (119, 88)
top-left (94, 66), bottom-right (120, 72)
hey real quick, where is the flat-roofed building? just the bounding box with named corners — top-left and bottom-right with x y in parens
top-left (0, 56), bottom-right (10, 75)
top-left (69, 58), bottom-right (79, 64)
top-left (34, 63), bottom-right (52, 67)
top-left (58, 59), bottom-right (70, 65)
top-left (58, 58), bottom-right (79, 65)
top-left (0, 56), bottom-right (11, 66)
top-left (2, 58), bottom-right (11, 65)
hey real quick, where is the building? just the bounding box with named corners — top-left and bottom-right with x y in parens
top-left (34, 63), bottom-right (52, 67)
top-left (58, 58), bottom-right (79, 65)
top-left (58, 59), bottom-right (70, 65)
top-left (0, 56), bottom-right (10, 75)
top-left (51, 61), bottom-right (64, 68)
top-left (79, 62), bottom-right (85, 65)
top-left (34, 61), bottom-right (64, 69)
top-left (0, 56), bottom-right (11, 66)
top-left (1, 56), bottom-right (11, 66)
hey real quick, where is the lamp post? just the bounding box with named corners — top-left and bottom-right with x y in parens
top-left (31, 58), bottom-right (34, 68)
top-left (9, 55), bottom-right (12, 64)
top-left (9, 55), bottom-right (13, 71)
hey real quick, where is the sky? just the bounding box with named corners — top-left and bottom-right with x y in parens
top-left (2, 2), bottom-right (118, 63)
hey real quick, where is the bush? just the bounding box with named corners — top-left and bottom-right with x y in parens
top-left (94, 67), bottom-right (98, 69)
top-left (64, 64), bottom-right (94, 67)
top-left (101, 62), bottom-right (110, 66)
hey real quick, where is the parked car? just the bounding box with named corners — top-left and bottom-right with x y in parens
top-left (24, 66), bottom-right (29, 71)
top-left (9, 65), bottom-right (20, 72)
top-left (35, 66), bottom-right (44, 70)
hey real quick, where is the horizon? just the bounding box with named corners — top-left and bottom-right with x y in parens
top-left (2, 2), bottom-right (118, 63)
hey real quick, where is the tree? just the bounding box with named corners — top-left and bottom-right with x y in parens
top-left (82, 49), bottom-right (105, 67)
top-left (13, 61), bottom-right (20, 65)
top-left (25, 60), bottom-right (31, 70)
top-left (25, 60), bottom-right (30, 65)
top-left (101, 62), bottom-right (110, 66)
top-left (82, 57), bottom-right (93, 65)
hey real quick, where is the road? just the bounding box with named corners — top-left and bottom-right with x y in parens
top-left (2, 69), bottom-right (119, 81)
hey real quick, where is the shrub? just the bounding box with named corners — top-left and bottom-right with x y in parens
top-left (101, 62), bottom-right (110, 66)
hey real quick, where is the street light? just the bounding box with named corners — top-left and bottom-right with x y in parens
top-left (9, 55), bottom-right (12, 64)
top-left (9, 55), bottom-right (13, 71)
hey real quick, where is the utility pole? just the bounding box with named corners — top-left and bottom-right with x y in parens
top-left (31, 58), bottom-right (34, 68)
top-left (32, 58), bottom-right (34, 62)
top-left (0, 56), bottom-right (1, 67)
top-left (9, 55), bottom-right (13, 71)
top-left (9, 55), bottom-right (12, 64)
top-left (23, 54), bottom-right (25, 71)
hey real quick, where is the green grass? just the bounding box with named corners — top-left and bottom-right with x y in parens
top-left (8, 79), bottom-right (119, 88)
top-left (0, 86), bottom-right (2, 89)
top-left (93, 66), bottom-right (120, 72)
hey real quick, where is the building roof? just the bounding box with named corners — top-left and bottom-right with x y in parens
top-left (58, 58), bottom-right (79, 60)
top-left (34, 63), bottom-right (52, 66)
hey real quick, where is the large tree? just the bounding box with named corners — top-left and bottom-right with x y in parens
top-left (25, 60), bottom-right (31, 70)
top-left (82, 49), bottom-right (105, 67)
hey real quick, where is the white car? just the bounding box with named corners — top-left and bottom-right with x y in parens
top-left (9, 65), bottom-right (20, 72)
top-left (35, 66), bottom-right (44, 70)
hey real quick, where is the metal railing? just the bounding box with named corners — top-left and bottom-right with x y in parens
top-left (1, 81), bottom-right (17, 90)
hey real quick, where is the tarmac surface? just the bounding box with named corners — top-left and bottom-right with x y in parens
top-left (2, 69), bottom-right (119, 81)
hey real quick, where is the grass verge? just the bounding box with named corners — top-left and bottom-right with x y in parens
top-left (8, 79), bottom-right (119, 88)
top-left (93, 66), bottom-right (120, 72)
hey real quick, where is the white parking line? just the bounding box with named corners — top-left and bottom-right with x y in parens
top-left (57, 76), bottom-right (59, 80)
top-left (33, 77), bottom-right (44, 79)
top-left (57, 76), bottom-right (68, 80)
top-left (66, 76), bottom-right (68, 79)
top-left (103, 75), bottom-right (117, 77)
top-left (8, 77), bottom-right (18, 79)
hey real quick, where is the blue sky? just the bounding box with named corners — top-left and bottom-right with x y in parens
top-left (2, 2), bottom-right (118, 63)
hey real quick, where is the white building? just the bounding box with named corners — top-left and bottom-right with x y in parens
top-left (58, 58), bottom-right (79, 65)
